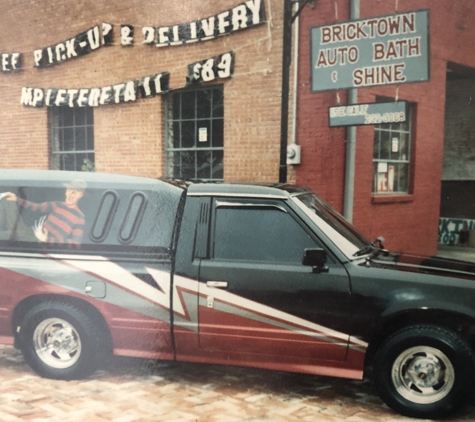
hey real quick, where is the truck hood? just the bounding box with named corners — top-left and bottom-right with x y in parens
top-left (371, 252), bottom-right (475, 279)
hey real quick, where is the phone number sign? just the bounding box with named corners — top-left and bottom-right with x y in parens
top-left (311, 10), bottom-right (429, 91)
top-left (329, 101), bottom-right (407, 127)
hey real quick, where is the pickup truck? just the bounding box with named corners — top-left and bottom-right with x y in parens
top-left (0, 169), bottom-right (474, 419)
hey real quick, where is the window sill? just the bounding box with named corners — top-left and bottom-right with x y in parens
top-left (371, 194), bottom-right (414, 204)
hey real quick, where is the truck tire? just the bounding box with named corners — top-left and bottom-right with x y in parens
top-left (373, 325), bottom-right (475, 419)
top-left (18, 301), bottom-right (104, 380)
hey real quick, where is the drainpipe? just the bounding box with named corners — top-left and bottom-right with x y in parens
top-left (279, 0), bottom-right (314, 184)
top-left (291, 3), bottom-right (300, 147)
top-left (343, 0), bottom-right (359, 222)
top-left (279, 0), bottom-right (293, 184)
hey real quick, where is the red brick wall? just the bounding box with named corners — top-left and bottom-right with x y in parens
top-left (296, 0), bottom-right (475, 255)
top-left (0, 0), bottom-right (289, 182)
top-left (6, 1), bottom-right (474, 256)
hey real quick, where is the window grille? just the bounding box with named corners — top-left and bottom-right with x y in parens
top-left (373, 101), bottom-right (413, 194)
top-left (50, 107), bottom-right (94, 171)
top-left (165, 86), bottom-right (224, 181)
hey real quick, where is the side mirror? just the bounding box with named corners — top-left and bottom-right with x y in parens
top-left (302, 248), bottom-right (329, 273)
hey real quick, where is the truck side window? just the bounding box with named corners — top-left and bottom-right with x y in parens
top-left (91, 191), bottom-right (119, 243)
top-left (118, 192), bottom-right (147, 244)
top-left (213, 207), bottom-right (318, 263)
top-left (0, 184), bottom-right (180, 254)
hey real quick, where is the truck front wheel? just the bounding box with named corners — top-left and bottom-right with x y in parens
top-left (373, 325), bottom-right (475, 419)
top-left (19, 301), bottom-right (104, 380)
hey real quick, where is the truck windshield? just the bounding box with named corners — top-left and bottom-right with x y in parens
top-left (292, 193), bottom-right (373, 260)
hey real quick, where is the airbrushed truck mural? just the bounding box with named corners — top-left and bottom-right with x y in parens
top-left (0, 180), bottom-right (87, 248)
top-left (4, 170), bottom-right (475, 419)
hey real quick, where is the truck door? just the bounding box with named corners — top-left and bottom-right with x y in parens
top-left (198, 198), bottom-right (353, 362)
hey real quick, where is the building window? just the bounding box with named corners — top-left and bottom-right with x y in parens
top-left (50, 107), bottom-right (94, 171)
top-left (373, 101), bottom-right (413, 194)
top-left (166, 86), bottom-right (224, 180)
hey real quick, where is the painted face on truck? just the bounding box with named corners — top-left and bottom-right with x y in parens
top-left (64, 188), bottom-right (84, 208)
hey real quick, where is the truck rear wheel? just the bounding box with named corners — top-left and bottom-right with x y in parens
top-left (373, 325), bottom-right (475, 419)
top-left (19, 301), bottom-right (104, 380)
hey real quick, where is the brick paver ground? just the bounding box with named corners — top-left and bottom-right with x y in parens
top-left (0, 346), bottom-right (475, 421)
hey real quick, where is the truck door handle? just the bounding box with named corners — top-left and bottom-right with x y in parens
top-left (206, 281), bottom-right (228, 288)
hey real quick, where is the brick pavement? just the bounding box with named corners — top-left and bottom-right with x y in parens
top-left (0, 345), bottom-right (474, 422)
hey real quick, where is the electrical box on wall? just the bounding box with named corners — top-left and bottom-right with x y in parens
top-left (287, 144), bottom-right (301, 165)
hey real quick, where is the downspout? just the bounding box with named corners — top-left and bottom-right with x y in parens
top-left (279, 0), bottom-right (313, 184)
top-left (343, 0), bottom-right (359, 222)
top-left (291, 2), bottom-right (299, 147)
top-left (279, 0), bottom-right (293, 184)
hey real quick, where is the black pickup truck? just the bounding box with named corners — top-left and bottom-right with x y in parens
top-left (0, 169), bottom-right (474, 419)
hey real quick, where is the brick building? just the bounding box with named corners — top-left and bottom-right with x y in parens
top-left (0, 0), bottom-right (293, 183)
top-left (296, 0), bottom-right (475, 255)
top-left (2, 0), bottom-right (475, 256)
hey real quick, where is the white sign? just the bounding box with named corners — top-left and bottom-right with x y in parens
top-left (199, 127), bottom-right (208, 142)
top-left (392, 138), bottom-right (399, 152)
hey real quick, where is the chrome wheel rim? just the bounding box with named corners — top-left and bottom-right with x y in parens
top-left (33, 318), bottom-right (82, 369)
top-left (391, 346), bottom-right (455, 404)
